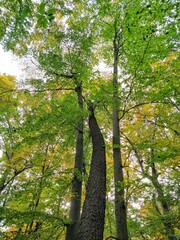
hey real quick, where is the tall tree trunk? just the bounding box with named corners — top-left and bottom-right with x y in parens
top-left (66, 85), bottom-right (84, 240)
top-left (112, 22), bottom-right (128, 240)
top-left (76, 103), bottom-right (106, 240)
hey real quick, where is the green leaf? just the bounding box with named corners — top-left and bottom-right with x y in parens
top-left (37, 16), bottom-right (48, 28)
top-left (39, 2), bottom-right (46, 14)
top-left (47, 8), bottom-right (55, 15)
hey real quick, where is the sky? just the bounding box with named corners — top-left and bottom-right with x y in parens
top-left (0, 45), bottom-right (22, 77)
top-left (0, 45), bottom-right (22, 158)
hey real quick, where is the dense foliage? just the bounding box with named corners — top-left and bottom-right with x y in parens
top-left (0, 0), bottom-right (179, 239)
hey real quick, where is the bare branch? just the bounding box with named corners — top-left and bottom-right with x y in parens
top-left (0, 87), bottom-right (74, 95)
top-left (119, 101), bottom-right (172, 119)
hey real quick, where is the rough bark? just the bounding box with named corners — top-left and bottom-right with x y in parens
top-left (112, 23), bottom-right (128, 240)
top-left (66, 85), bottom-right (84, 240)
top-left (76, 103), bottom-right (106, 240)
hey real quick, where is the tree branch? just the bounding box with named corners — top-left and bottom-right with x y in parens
top-left (119, 101), bottom-right (171, 119)
top-left (0, 87), bottom-right (74, 95)
top-left (106, 236), bottom-right (120, 240)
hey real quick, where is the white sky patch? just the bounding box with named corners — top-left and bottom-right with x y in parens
top-left (0, 45), bottom-right (22, 78)
top-left (0, 45), bottom-right (22, 158)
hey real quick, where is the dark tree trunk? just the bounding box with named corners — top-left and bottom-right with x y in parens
top-left (66, 85), bottom-right (84, 240)
top-left (76, 103), bottom-right (106, 240)
top-left (113, 22), bottom-right (128, 240)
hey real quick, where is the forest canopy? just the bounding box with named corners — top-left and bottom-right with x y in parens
top-left (0, 0), bottom-right (179, 239)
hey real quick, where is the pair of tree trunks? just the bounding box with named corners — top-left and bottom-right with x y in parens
top-left (67, 28), bottom-right (129, 240)
top-left (66, 87), bottom-right (106, 240)
top-left (67, 19), bottom-right (129, 240)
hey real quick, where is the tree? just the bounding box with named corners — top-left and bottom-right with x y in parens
top-left (66, 84), bottom-right (84, 240)
top-left (95, 1), bottom-right (179, 238)
top-left (112, 19), bottom-right (129, 240)
top-left (76, 102), bottom-right (106, 240)
top-left (0, 0), bottom-right (179, 239)
top-left (121, 99), bottom-right (179, 239)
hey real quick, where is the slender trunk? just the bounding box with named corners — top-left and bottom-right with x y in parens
top-left (66, 85), bottom-right (84, 240)
top-left (76, 103), bottom-right (106, 240)
top-left (113, 27), bottom-right (128, 240)
top-left (150, 162), bottom-right (176, 240)
top-left (122, 130), bottom-right (175, 239)
top-left (149, 124), bottom-right (175, 240)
